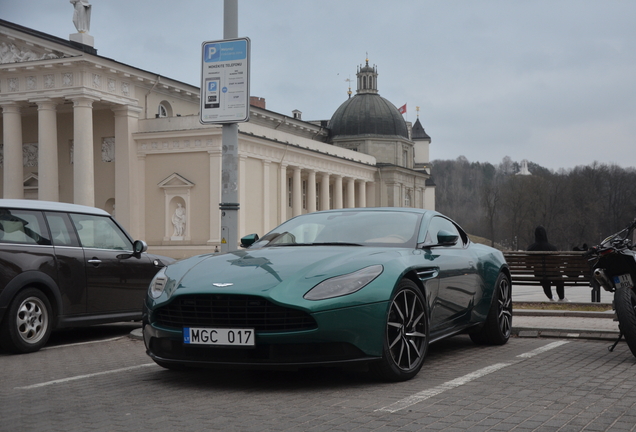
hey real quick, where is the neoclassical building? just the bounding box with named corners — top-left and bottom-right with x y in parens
top-left (0, 19), bottom-right (434, 259)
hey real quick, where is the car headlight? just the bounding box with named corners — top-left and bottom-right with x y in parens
top-left (304, 265), bottom-right (383, 300)
top-left (149, 267), bottom-right (168, 299)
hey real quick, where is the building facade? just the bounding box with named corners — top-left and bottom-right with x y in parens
top-left (0, 19), bottom-right (434, 259)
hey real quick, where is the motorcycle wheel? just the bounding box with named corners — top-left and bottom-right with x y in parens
top-left (614, 287), bottom-right (636, 358)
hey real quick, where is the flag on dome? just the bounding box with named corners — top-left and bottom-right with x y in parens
top-left (398, 104), bottom-right (407, 114)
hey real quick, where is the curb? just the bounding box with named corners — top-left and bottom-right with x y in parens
top-left (129, 328), bottom-right (143, 341)
top-left (514, 309), bottom-right (615, 319)
top-left (512, 327), bottom-right (619, 341)
top-left (513, 305), bottom-right (620, 340)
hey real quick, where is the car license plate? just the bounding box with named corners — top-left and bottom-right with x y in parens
top-left (183, 327), bottom-right (255, 346)
top-left (613, 274), bottom-right (634, 290)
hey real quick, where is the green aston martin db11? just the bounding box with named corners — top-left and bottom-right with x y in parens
top-left (143, 208), bottom-right (511, 381)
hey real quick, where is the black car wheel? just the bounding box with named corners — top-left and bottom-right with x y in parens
top-left (614, 287), bottom-right (636, 358)
top-left (372, 279), bottom-right (428, 381)
top-left (0, 288), bottom-right (53, 353)
top-left (470, 272), bottom-right (512, 345)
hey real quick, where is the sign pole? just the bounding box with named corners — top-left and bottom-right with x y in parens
top-left (221, 0), bottom-right (239, 253)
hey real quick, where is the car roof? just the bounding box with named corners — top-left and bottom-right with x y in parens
top-left (0, 199), bottom-right (111, 216)
top-left (311, 207), bottom-right (434, 216)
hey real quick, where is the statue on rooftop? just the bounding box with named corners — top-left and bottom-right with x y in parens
top-left (70, 0), bottom-right (91, 33)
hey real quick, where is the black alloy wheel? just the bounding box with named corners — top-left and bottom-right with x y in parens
top-left (470, 272), bottom-right (512, 345)
top-left (372, 279), bottom-right (428, 381)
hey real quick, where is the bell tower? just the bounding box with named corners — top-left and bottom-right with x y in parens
top-left (357, 56), bottom-right (379, 95)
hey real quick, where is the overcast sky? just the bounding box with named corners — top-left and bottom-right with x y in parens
top-left (2, 1), bottom-right (635, 171)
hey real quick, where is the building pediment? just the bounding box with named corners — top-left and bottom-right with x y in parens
top-left (158, 173), bottom-right (195, 189)
top-left (23, 172), bottom-right (38, 189)
top-left (0, 39), bottom-right (68, 65)
top-left (0, 21), bottom-right (199, 104)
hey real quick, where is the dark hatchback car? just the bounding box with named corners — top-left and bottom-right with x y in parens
top-left (0, 199), bottom-right (173, 353)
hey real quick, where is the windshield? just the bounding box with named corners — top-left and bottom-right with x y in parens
top-left (251, 210), bottom-right (422, 248)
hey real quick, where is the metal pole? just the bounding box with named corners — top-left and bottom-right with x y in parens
top-left (220, 0), bottom-right (239, 253)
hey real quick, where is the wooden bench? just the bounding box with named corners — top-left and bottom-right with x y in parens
top-left (503, 251), bottom-right (600, 302)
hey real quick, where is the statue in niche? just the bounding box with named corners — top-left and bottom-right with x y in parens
top-left (171, 203), bottom-right (186, 238)
top-left (23, 143), bottom-right (38, 167)
top-left (70, 0), bottom-right (92, 33)
top-left (102, 137), bottom-right (114, 162)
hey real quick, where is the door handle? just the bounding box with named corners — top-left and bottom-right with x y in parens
top-left (88, 258), bottom-right (102, 265)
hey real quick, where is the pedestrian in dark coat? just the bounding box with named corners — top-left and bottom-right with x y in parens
top-left (527, 226), bottom-right (567, 301)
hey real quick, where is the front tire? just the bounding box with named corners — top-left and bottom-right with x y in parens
top-left (614, 287), bottom-right (636, 358)
top-left (0, 288), bottom-right (53, 353)
top-left (371, 279), bottom-right (428, 382)
top-left (470, 272), bottom-right (512, 345)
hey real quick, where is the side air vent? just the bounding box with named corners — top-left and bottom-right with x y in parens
top-left (416, 268), bottom-right (439, 280)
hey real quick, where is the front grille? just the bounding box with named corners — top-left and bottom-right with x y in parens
top-left (154, 294), bottom-right (317, 332)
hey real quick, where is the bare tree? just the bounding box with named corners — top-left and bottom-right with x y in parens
top-left (432, 157), bottom-right (636, 251)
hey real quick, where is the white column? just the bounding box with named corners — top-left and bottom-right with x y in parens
top-left (334, 175), bottom-right (343, 209)
top-left (307, 170), bottom-right (316, 213)
top-left (70, 96), bottom-right (97, 207)
top-left (1, 103), bottom-right (24, 199)
top-left (112, 104), bottom-right (142, 235)
top-left (262, 160), bottom-right (271, 232)
top-left (279, 163), bottom-right (288, 224)
top-left (208, 146), bottom-right (222, 244)
top-left (346, 178), bottom-right (355, 208)
top-left (35, 99), bottom-right (59, 201)
top-left (357, 181), bottom-right (366, 208)
top-left (366, 181), bottom-right (376, 207)
top-left (320, 173), bottom-right (330, 211)
top-left (292, 167), bottom-right (302, 217)
top-left (137, 154), bottom-right (146, 239)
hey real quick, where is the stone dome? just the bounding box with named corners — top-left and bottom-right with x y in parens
top-left (328, 93), bottom-right (409, 140)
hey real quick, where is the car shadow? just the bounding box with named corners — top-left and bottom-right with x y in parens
top-left (143, 334), bottom-right (479, 390)
top-left (45, 322), bottom-right (142, 347)
top-left (0, 322), bottom-right (142, 354)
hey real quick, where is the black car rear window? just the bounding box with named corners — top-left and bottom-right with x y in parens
top-left (0, 209), bottom-right (51, 246)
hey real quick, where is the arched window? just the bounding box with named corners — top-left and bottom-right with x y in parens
top-left (405, 191), bottom-right (412, 207)
top-left (157, 101), bottom-right (173, 118)
top-left (363, 76), bottom-right (367, 89)
top-left (158, 103), bottom-right (168, 118)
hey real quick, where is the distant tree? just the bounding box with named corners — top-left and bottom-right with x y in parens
top-left (499, 156), bottom-right (515, 175)
top-left (431, 156), bottom-right (636, 251)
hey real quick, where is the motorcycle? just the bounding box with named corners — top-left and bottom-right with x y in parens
top-left (586, 219), bottom-right (636, 356)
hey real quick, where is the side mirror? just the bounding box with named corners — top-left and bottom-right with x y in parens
top-left (436, 230), bottom-right (459, 246)
top-left (133, 239), bottom-right (148, 256)
top-left (240, 233), bottom-right (259, 248)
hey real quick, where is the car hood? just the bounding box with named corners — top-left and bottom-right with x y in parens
top-left (159, 246), bottom-right (409, 309)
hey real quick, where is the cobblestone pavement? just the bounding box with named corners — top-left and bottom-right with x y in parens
top-left (3, 325), bottom-right (636, 431)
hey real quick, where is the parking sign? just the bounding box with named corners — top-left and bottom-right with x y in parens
top-left (200, 38), bottom-right (250, 124)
